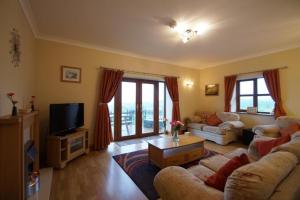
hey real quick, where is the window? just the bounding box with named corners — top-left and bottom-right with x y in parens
top-left (236, 78), bottom-right (275, 114)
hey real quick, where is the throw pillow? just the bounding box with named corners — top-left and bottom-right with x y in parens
top-left (204, 154), bottom-right (249, 191)
top-left (280, 123), bottom-right (300, 136)
top-left (206, 113), bottom-right (223, 126)
top-left (256, 135), bottom-right (291, 157)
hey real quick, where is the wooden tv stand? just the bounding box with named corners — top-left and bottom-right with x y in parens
top-left (46, 128), bottom-right (89, 169)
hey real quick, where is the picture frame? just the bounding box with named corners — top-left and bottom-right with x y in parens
top-left (247, 107), bottom-right (258, 114)
top-left (61, 66), bottom-right (81, 83)
top-left (205, 84), bottom-right (219, 96)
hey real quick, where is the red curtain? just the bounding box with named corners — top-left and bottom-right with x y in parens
top-left (165, 77), bottom-right (181, 122)
top-left (224, 75), bottom-right (237, 112)
top-left (263, 69), bottom-right (286, 118)
top-left (94, 69), bottom-right (124, 150)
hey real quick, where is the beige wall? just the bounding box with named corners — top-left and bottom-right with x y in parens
top-left (36, 39), bottom-right (201, 144)
top-left (198, 47), bottom-right (300, 128)
top-left (0, 0), bottom-right (36, 116)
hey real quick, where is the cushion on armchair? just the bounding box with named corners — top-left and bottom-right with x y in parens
top-left (219, 121), bottom-right (244, 130)
top-left (279, 123), bottom-right (300, 136)
top-left (272, 132), bottom-right (300, 163)
top-left (207, 113), bottom-right (223, 126)
top-left (255, 135), bottom-right (291, 157)
top-left (202, 126), bottom-right (224, 135)
top-left (276, 116), bottom-right (300, 129)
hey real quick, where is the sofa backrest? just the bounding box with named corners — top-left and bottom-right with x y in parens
top-left (217, 112), bottom-right (240, 122)
top-left (276, 116), bottom-right (300, 129)
top-left (224, 151), bottom-right (298, 200)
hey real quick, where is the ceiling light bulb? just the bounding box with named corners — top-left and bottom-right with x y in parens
top-left (196, 22), bottom-right (210, 35)
top-left (182, 37), bottom-right (188, 43)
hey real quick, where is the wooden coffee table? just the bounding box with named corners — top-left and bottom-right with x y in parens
top-left (148, 135), bottom-right (205, 168)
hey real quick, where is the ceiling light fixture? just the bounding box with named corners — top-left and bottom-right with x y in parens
top-left (170, 21), bottom-right (210, 43)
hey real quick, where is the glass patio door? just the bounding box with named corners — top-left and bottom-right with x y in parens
top-left (141, 82), bottom-right (157, 135)
top-left (111, 78), bottom-right (163, 140)
top-left (121, 81), bottom-right (137, 137)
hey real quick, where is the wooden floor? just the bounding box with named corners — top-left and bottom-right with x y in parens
top-left (50, 137), bottom-right (246, 200)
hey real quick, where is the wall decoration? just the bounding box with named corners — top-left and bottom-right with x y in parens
top-left (205, 84), bottom-right (219, 96)
top-left (9, 28), bottom-right (21, 67)
top-left (61, 66), bottom-right (82, 83)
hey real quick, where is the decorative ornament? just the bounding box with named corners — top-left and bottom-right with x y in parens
top-left (7, 92), bottom-right (18, 116)
top-left (30, 96), bottom-right (36, 112)
top-left (9, 28), bottom-right (21, 67)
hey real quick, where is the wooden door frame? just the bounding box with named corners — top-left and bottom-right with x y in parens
top-left (113, 78), bottom-right (162, 141)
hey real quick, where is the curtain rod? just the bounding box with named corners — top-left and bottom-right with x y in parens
top-left (225, 66), bottom-right (288, 77)
top-left (97, 66), bottom-right (180, 79)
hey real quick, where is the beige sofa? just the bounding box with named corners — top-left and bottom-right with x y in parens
top-left (188, 112), bottom-right (244, 145)
top-left (154, 133), bottom-right (300, 200)
top-left (253, 116), bottom-right (300, 138)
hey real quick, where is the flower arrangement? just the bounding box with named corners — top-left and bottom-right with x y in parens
top-left (7, 92), bottom-right (18, 116)
top-left (170, 120), bottom-right (184, 132)
top-left (170, 120), bottom-right (184, 142)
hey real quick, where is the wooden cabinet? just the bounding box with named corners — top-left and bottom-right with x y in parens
top-left (47, 129), bottom-right (89, 169)
top-left (0, 111), bottom-right (39, 200)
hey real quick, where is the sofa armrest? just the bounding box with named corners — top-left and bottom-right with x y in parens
top-left (219, 121), bottom-right (244, 130)
top-left (252, 124), bottom-right (280, 137)
top-left (154, 166), bottom-right (223, 200)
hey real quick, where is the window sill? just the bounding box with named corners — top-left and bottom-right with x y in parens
top-left (236, 112), bottom-right (274, 117)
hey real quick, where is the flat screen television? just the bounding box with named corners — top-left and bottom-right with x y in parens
top-left (49, 103), bottom-right (84, 135)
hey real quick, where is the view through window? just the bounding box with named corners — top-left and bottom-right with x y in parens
top-left (237, 78), bottom-right (275, 113)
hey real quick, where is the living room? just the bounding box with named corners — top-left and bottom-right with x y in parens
top-left (1, 0), bottom-right (300, 200)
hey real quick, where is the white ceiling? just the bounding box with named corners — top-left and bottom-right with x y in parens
top-left (22, 0), bottom-right (300, 69)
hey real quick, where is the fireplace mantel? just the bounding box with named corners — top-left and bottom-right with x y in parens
top-left (0, 111), bottom-right (39, 200)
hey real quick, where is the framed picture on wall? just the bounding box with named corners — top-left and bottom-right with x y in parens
top-left (61, 66), bottom-right (81, 83)
top-left (247, 107), bottom-right (257, 114)
top-left (205, 84), bottom-right (219, 96)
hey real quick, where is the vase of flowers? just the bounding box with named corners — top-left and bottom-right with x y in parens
top-left (170, 120), bottom-right (184, 142)
top-left (30, 96), bottom-right (36, 112)
top-left (7, 92), bottom-right (18, 116)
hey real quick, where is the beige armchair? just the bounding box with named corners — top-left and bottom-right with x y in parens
top-left (253, 116), bottom-right (300, 138)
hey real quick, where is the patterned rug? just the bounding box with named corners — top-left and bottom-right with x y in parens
top-left (113, 148), bottom-right (218, 200)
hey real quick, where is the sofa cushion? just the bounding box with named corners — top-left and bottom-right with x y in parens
top-left (205, 154), bottom-right (249, 191)
top-left (224, 151), bottom-right (298, 200)
top-left (203, 125), bottom-right (224, 135)
top-left (217, 112), bottom-right (240, 122)
top-left (272, 132), bottom-right (300, 163)
top-left (207, 113), bottom-right (223, 126)
top-left (188, 123), bottom-right (206, 130)
top-left (224, 148), bottom-right (255, 163)
top-left (256, 135), bottom-right (290, 157)
top-left (279, 123), bottom-right (300, 136)
top-left (154, 166), bottom-right (224, 200)
top-left (191, 115), bottom-right (203, 123)
top-left (200, 155), bottom-right (230, 172)
top-left (188, 164), bottom-right (215, 181)
top-left (276, 116), bottom-right (300, 129)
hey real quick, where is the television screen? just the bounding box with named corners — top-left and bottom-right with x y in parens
top-left (49, 103), bottom-right (84, 134)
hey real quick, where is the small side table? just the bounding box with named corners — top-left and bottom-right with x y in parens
top-left (242, 128), bottom-right (256, 145)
